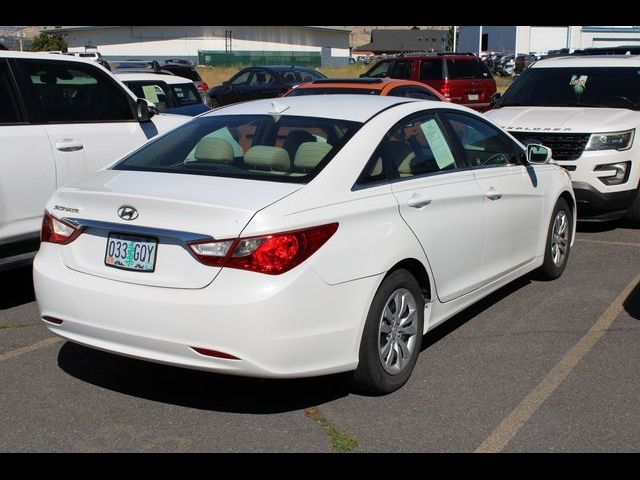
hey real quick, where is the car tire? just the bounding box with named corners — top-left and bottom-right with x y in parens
top-left (351, 269), bottom-right (424, 395)
top-left (624, 187), bottom-right (640, 224)
top-left (537, 197), bottom-right (572, 280)
top-left (210, 97), bottom-right (220, 108)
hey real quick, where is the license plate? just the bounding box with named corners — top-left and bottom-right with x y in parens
top-left (104, 233), bottom-right (158, 272)
top-left (468, 94), bottom-right (479, 101)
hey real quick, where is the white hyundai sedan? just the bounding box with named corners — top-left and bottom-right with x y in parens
top-left (34, 95), bottom-right (575, 394)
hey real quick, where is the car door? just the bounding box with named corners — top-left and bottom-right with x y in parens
top-left (387, 111), bottom-right (487, 303)
top-left (248, 69), bottom-right (283, 100)
top-left (442, 111), bottom-right (543, 281)
top-left (222, 69), bottom-right (254, 104)
top-left (0, 59), bottom-right (55, 250)
top-left (14, 58), bottom-right (160, 186)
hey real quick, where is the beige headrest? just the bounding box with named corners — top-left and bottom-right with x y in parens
top-left (244, 146), bottom-right (290, 172)
top-left (294, 142), bottom-right (333, 170)
top-left (194, 137), bottom-right (234, 164)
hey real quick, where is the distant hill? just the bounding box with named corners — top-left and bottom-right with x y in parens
top-left (0, 26), bottom-right (44, 50)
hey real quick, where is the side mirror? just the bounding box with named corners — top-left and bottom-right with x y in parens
top-left (490, 92), bottom-right (502, 108)
top-left (136, 98), bottom-right (156, 122)
top-left (527, 144), bottom-right (552, 165)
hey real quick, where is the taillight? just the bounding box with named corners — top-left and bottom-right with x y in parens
top-left (188, 223), bottom-right (338, 275)
top-left (41, 211), bottom-right (82, 245)
top-left (197, 82), bottom-right (209, 92)
top-left (440, 81), bottom-right (451, 98)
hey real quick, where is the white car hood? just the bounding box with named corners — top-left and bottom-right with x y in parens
top-left (485, 106), bottom-right (640, 133)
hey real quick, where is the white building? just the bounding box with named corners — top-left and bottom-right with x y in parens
top-left (458, 26), bottom-right (640, 55)
top-left (46, 26), bottom-right (351, 67)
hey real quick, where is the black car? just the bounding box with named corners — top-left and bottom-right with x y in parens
top-left (208, 65), bottom-right (327, 107)
top-left (162, 60), bottom-right (211, 106)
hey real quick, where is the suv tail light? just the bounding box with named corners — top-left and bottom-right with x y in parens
top-left (41, 211), bottom-right (82, 245)
top-left (197, 82), bottom-right (210, 92)
top-left (440, 81), bottom-right (451, 98)
top-left (188, 223), bottom-right (339, 275)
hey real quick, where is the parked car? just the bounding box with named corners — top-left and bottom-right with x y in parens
top-left (34, 95), bottom-right (575, 394)
top-left (0, 51), bottom-right (189, 271)
top-left (65, 51), bottom-right (111, 70)
top-left (208, 65), bottom-right (327, 107)
top-left (284, 77), bottom-right (448, 102)
top-left (362, 53), bottom-right (497, 111)
top-left (115, 72), bottom-right (211, 116)
top-left (161, 60), bottom-right (211, 107)
top-left (487, 54), bottom-right (640, 222)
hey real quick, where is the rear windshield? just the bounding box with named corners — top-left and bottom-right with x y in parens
top-left (499, 67), bottom-right (640, 110)
top-left (287, 87), bottom-right (380, 96)
top-left (446, 59), bottom-right (491, 79)
top-left (163, 65), bottom-right (201, 82)
top-left (113, 115), bottom-right (362, 183)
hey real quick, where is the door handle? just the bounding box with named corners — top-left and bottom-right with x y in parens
top-left (486, 188), bottom-right (502, 201)
top-left (55, 139), bottom-right (84, 152)
top-left (407, 194), bottom-right (432, 209)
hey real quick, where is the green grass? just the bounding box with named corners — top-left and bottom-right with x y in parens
top-left (305, 406), bottom-right (359, 453)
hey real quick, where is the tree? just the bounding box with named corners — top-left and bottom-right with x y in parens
top-left (30, 32), bottom-right (67, 52)
top-left (448, 26), bottom-right (462, 52)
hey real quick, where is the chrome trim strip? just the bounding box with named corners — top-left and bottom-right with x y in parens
top-left (63, 218), bottom-right (213, 244)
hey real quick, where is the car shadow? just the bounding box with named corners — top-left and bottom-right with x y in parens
top-left (421, 275), bottom-right (532, 351)
top-left (57, 342), bottom-right (350, 414)
top-left (623, 280), bottom-right (640, 321)
top-left (0, 266), bottom-right (35, 310)
top-left (576, 218), bottom-right (634, 233)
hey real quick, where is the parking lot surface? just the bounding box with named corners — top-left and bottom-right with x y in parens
top-left (1, 221), bottom-right (639, 452)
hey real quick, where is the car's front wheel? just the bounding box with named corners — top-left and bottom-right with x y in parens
top-left (538, 197), bottom-right (572, 280)
top-left (352, 269), bottom-right (424, 394)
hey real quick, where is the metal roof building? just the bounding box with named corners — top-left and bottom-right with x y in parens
top-left (458, 26), bottom-right (640, 56)
top-left (45, 26), bottom-right (352, 67)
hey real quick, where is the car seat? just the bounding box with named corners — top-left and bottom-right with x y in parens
top-left (293, 142), bottom-right (333, 172)
top-left (282, 130), bottom-right (316, 161)
top-left (244, 146), bottom-right (291, 173)
top-left (193, 137), bottom-right (235, 164)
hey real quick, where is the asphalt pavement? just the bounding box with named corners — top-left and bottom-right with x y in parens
top-left (1, 220), bottom-right (639, 452)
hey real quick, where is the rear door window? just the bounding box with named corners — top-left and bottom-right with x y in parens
top-left (17, 59), bottom-right (134, 122)
top-left (171, 83), bottom-right (202, 106)
top-left (389, 60), bottom-right (412, 80)
top-left (446, 59), bottom-right (490, 79)
top-left (419, 59), bottom-right (443, 80)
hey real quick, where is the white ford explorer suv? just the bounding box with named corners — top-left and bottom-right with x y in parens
top-left (486, 54), bottom-right (640, 223)
top-left (0, 51), bottom-right (189, 271)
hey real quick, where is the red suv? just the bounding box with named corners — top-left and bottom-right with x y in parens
top-left (362, 53), bottom-right (496, 111)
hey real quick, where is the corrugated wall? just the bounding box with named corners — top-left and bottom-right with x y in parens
top-left (65, 26), bottom-right (350, 66)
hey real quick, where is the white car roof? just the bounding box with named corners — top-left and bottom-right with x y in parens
top-left (532, 54), bottom-right (640, 68)
top-left (114, 72), bottom-right (193, 85)
top-left (0, 50), bottom-right (100, 66)
top-left (204, 95), bottom-right (435, 122)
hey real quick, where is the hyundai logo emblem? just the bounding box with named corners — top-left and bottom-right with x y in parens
top-left (117, 205), bottom-right (139, 221)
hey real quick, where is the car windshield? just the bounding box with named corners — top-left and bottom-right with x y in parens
top-left (499, 67), bottom-right (640, 110)
top-left (170, 83), bottom-right (202, 106)
top-left (287, 87), bottom-right (380, 96)
top-left (113, 115), bottom-right (362, 183)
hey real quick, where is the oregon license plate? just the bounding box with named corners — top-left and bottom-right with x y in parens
top-left (104, 233), bottom-right (158, 272)
top-left (468, 94), bottom-right (479, 101)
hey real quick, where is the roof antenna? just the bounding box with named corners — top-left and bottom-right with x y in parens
top-left (269, 100), bottom-right (289, 121)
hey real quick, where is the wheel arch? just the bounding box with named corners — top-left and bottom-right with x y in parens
top-left (384, 258), bottom-right (432, 303)
top-left (558, 189), bottom-right (577, 245)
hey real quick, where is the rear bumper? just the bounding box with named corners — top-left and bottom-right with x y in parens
top-left (572, 181), bottom-right (637, 221)
top-left (34, 244), bottom-right (382, 378)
